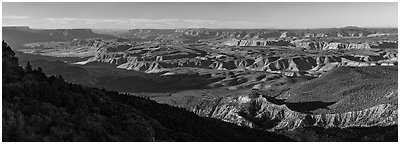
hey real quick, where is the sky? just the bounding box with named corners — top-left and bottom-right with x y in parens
top-left (2, 2), bottom-right (398, 29)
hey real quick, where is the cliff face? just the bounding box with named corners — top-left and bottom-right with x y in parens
top-left (370, 41), bottom-right (398, 48)
top-left (220, 38), bottom-right (398, 50)
top-left (290, 40), bottom-right (375, 50)
top-left (81, 43), bottom-right (397, 78)
top-left (189, 94), bottom-right (397, 131)
top-left (222, 39), bottom-right (292, 47)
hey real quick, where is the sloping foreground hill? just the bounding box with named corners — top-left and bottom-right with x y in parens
top-left (2, 41), bottom-right (293, 142)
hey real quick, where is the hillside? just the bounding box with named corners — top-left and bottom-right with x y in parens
top-left (160, 66), bottom-right (398, 141)
top-left (283, 66), bottom-right (398, 113)
top-left (2, 41), bottom-right (293, 142)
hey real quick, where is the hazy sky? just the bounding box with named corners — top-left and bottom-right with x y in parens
top-left (2, 2), bottom-right (398, 29)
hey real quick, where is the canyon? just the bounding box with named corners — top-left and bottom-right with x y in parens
top-left (3, 26), bottom-right (398, 141)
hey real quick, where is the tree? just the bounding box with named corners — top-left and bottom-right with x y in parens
top-left (37, 67), bottom-right (43, 73)
top-left (25, 62), bottom-right (33, 73)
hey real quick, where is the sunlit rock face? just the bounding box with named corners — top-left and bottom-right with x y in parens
top-left (289, 40), bottom-right (372, 50)
top-left (189, 94), bottom-right (397, 130)
top-left (221, 38), bottom-right (292, 47)
top-left (67, 38), bottom-right (396, 79)
top-left (222, 39), bottom-right (375, 50)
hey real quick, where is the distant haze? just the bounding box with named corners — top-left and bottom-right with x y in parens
top-left (2, 2), bottom-right (398, 29)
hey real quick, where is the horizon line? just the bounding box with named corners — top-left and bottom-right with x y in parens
top-left (3, 25), bottom-right (398, 30)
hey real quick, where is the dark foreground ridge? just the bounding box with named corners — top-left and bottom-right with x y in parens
top-left (2, 41), bottom-right (293, 142)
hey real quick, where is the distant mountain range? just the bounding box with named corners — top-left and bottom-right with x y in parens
top-left (4, 26), bottom-right (397, 44)
top-left (3, 26), bottom-right (116, 48)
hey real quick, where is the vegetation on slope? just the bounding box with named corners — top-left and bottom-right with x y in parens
top-left (284, 65), bottom-right (397, 113)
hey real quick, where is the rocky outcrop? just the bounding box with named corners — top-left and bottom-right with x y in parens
top-left (72, 39), bottom-right (397, 78)
top-left (248, 95), bottom-right (397, 130)
top-left (17, 32), bottom-right (396, 78)
top-left (221, 38), bottom-right (391, 50)
top-left (116, 57), bottom-right (166, 73)
top-left (222, 38), bottom-right (292, 47)
top-left (290, 40), bottom-right (372, 50)
top-left (187, 89), bottom-right (397, 131)
top-left (370, 40), bottom-right (398, 48)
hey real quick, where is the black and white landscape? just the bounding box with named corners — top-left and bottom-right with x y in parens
top-left (2, 2), bottom-right (398, 142)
